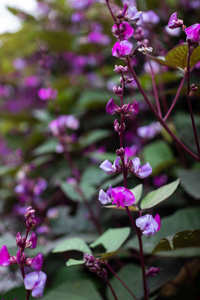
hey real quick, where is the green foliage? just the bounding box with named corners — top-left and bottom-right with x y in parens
top-left (177, 168), bottom-right (200, 200)
top-left (53, 237), bottom-right (92, 254)
top-left (140, 179), bottom-right (180, 209)
top-left (90, 227), bottom-right (131, 252)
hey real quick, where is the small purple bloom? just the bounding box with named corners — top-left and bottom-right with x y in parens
top-left (124, 145), bottom-right (138, 157)
top-left (24, 271), bottom-right (47, 298)
top-left (137, 122), bottom-right (161, 139)
top-left (112, 41), bottom-right (133, 58)
top-left (31, 253), bottom-right (43, 271)
top-left (111, 187), bottom-right (135, 207)
top-left (0, 245), bottom-right (10, 267)
top-left (38, 87), bottom-right (57, 101)
top-left (131, 157), bottom-right (152, 178)
top-left (27, 232), bottom-right (37, 249)
top-left (153, 174), bottom-right (168, 187)
top-left (136, 214), bottom-right (161, 236)
top-left (106, 98), bottom-right (118, 115)
top-left (100, 158), bottom-right (120, 174)
top-left (98, 186), bottom-right (113, 205)
top-left (168, 12), bottom-right (183, 29)
top-left (142, 10), bottom-right (160, 24)
top-left (87, 32), bottom-right (111, 46)
top-left (185, 23), bottom-right (200, 42)
top-left (112, 22), bottom-right (134, 39)
top-left (126, 5), bottom-right (143, 25)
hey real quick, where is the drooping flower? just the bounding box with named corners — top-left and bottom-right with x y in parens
top-left (185, 23), bottom-right (200, 42)
top-left (112, 22), bottom-right (134, 39)
top-left (125, 5), bottom-right (143, 25)
top-left (100, 158), bottom-right (121, 175)
top-left (0, 245), bottom-right (10, 267)
top-left (168, 12), bottom-right (183, 29)
top-left (111, 187), bottom-right (135, 207)
top-left (24, 271), bottom-right (47, 298)
top-left (112, 40), bottom-right (133, 58)
top-left (131, 157), bottom-right (152, 178)
top-left (136, 214), bottom-right (161, 236)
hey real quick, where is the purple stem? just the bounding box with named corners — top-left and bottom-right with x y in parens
top-left (126, 58), bottom-right (200, 162)
top-left (164, 73), bottom-right (186, 121)
top-left (186, 42), bottom-right (200, 158)
top-left (125, 207), bottom-right (148, 300)
top-left (106, 263), bottom-right (138, 300)
top-left (147, 57), bottom-right (162, 117)
top-left (103, 275), bottom-right (118, 300)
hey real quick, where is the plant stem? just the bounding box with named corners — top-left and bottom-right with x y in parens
top-left (103, 275), bottom-right (118, 300)
top-left (105, 0), bottom-right (117, 23)
top-left (186, 42), bottom-right (200, 158)
top-left (106, 263), bottom-right (138, 299)
top-left (26, 290), bottom-right (31, 300)
top-left (126, 58), bottom-right (200, 162)
top-left (125, 207), bottom-right (148, 300)
top-left (163, 73), bottom-right (186, 121)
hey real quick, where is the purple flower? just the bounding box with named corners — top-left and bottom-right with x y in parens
top-left (142, 10), bottom-right (160, 24)
top-left (100, 158), bottom-right (120, 174)
top-left (126, 5), bottom-right (143, 25)
top-left (112, 22), bottom-right (134, 39)
top-left (24, 271), bottom-right (47, 298)
top-left (27, 232), bottom-right (37, 249)
top-left (153, 174), bottom-right (168, 187)
top-left (49, 115), bottom-right (79, 136)
top-left (185, 23), bottom-right (200, 42)
top-left (112, 41), bottom-right (133, 58)
top-left (106, 98), bottom-right (118, 115)
top-left (98, 186), bottom-right (113, 205)
top-left (124, 145), bottom-right (138, 157)
top-left (136, 214), bottom-right (161, 236)
top-left (168, 12), bottom-right (183, 29)
top-left (137, 122), bottom-right (161, 139)
top-left (87, 32), bottom-right (111, 46)
top-left (0, 245), bottom-right (10, 267)
top-left (131, 157), bottom-right (152, 178)
top-left (111, 187), bottom-right (135, 207)
top-left (31, 253), bottom-right (43, 271)
top-left (38, 87), bottom-right (57, 101)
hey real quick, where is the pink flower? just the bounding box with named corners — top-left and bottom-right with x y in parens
top-left (136, 214), bottom-right (161, 236)
top-left (111, 187), bottom-right (135, 207)
top-left (0, 245), bottom-right (10, 267)
top-left (185, 23), bottom-right (200, 42)
top-left (24, 271), bottom-right (47, 298)
top-left (131, 157), bottom-right (152, 178)
top-left (168, 12), bottom-right (183, 29)
top-left (100, 158), bottom-right (121, 175)
top-left (112, 41), bottom-right (133, 58)
top-left (112, 22), bottom-right (134, 40)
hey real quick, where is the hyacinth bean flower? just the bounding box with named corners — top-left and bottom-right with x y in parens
top-left (136, 214), bottom-right (161, 236)
top-left (98, 186), bottom-right (135, 208)
top-left (38, 87), bottom-right (57, 101)
top-left (168, 12), bottom-right (183, 29)
top-left (137, 122), bottom-right (161, 139)
top-left (125, 5), bottom-right (143, 25)
top-left (106, 98), bottom-right (139, 115)
top-left (24, 271), bottom-right (47, 298)
top-left (49, 115), bottom-right (79, 136)
top-left (185, 23), bottom-right (200, 42)
top-left (112, 22), bottom-right (134, 39)
top-left (131, 157), bottom-right (152, 179)
top-left (100, 158), bottom-right (120, 175)
top-left (112, 40), bottom-right (133, 58)
top-left (0, 245), bottom-right (11, 267)
top-left (142, 10), bottom-right (160, 24)
top-left (31, 253), bottom-right (43, 271)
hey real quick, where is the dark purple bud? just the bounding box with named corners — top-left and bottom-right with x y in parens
top-left (146, 267), bottom-right (162, 277)
top-left (114, 65), bottom-right (128, 74)
top-left (114, 119), bottom-right (120, 132)
top-left (16, 232), bottom-right (23, 247)
top-left (16, 249), bottom-right (26, 265)
top-left (116, 147), bottom-right (125, 157)
top-left (113, 85), bottom-right (123, 97)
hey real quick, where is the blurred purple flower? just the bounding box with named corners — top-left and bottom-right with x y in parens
top-left (69, 0), bottom-right (93, 10)
top-left (165, 26), bottom-right (181, 37)
top-left (142, 11), bottom-right (160, 24)
top-left (24, 271), bottom-right (47, 298)
top-left (38, 87), bottom-right (57, 101)
top-left (131, 157), bottom-right (152, 178)
top-left (0, 245), bottom-right (10, 267)
top-left (49, 115), bottom-right (79, 136)
top-left (153, 174), bottom-right (168, 187)
top-left (31, 253), bottom-right (43, 271)
top-left (124, 145), bottom-right (138, 157)
top-left (136, 214), bottom-right (161, 236)
top-left (137, 122), bottom-right (161, 139)
top-left (185, 23), bottom-right (200, 42)
top-left (112, 41), bottom-right (133, 58)
top-left (87, 32), bottom-right (111, 45)
top-left (24, 76), bottom-right (39, 87)
top-left (126, 5), bottom-right (143, 25)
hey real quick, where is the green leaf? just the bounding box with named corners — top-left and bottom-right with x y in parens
top-left (66, 259), bottom-right (85, 266)
top-left (42, 280), bottom-right (102, 300)
top-left (60, 181), bottom-right (96, 202)
top-left (53, 237), bottom-right (92, 254)
top-left (77, 90), bottom-right (112, 108)
top-left (97, 250), bottom-right (120, 261)
top-left (90, 227), bottom-right (130, 252)
top-left (177, 168), bottom-right (200, 200)
top-left (130, 184), bottom-right (143, 204)
top-left (79, 129), bottom-right (110, 149)
top-left (142, 140), bottom-right (175, 173)
top-left (81, 165), bottom-right (108, 186)
top-left (140, 179), bottom-right (180, 209)
top-left (153, 229), bottom-right (200, 253)
top-left (33, 139), bottom-right (58, 155)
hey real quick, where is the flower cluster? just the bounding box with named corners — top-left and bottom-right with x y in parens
top-left (0, 207), bottom-right (47, 298)
top-left (83, 253), bottom-right (107, 278)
